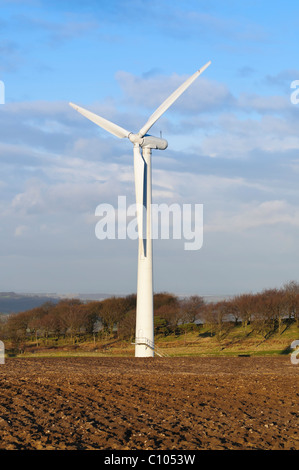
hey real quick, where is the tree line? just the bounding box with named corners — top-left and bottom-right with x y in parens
top-left (1, 281), bottom-right (298, 350)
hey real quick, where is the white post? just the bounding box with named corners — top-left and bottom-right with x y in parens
top-left (0, 340), bottom-right (4, 364)
top-left (135, 147), bottom-right (154, 357)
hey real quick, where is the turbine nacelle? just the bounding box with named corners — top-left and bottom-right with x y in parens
top-left (129, 133), bottom-right (168, 150)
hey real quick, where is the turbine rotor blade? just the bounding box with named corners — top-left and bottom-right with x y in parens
top-left (69, 102), bottom-right (131, 139)
top-left (138, 61), bottom-right (211, 137)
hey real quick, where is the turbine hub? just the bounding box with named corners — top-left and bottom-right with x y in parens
top-left (128, 133), bottom-right (143, 145)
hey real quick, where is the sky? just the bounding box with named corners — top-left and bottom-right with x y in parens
top-left (1, 0), bottom-right (299, 296)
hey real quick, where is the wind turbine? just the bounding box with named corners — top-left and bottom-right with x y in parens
top-left (69, 61), bottom-right (211, 357)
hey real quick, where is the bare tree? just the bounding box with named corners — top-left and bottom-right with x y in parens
top-left (5, 311), bottom-right (31, 353)
top-left (232, 293), bottom-right (256, 334)
top-left (100, 297), bottom-right (127, 336)
top-left (253, 289), bottom-right (286, 335)
top-left (201, 301), bottom-right (231, 340)
top-left (118, 309), bottom-right (136, 340)
top-left (179, 295), bottom-right (205, 324)
top-left (55, 299), bottom-right (86, 344)
top-left (283, 281), bottom-right (299, 326)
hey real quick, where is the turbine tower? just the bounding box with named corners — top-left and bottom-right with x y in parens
top-left (70, 61), bottom-right (211, 357)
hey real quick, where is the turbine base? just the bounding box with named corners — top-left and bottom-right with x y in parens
top-left (133, 337), bottom-right (155, 357)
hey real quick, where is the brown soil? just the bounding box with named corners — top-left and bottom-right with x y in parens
top-left (0, 356), bottom-right (298, 450)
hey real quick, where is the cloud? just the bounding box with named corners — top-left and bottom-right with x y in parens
top-left (104, 1), bottom-right (267, 44)
top-left (13, 13), bottom-right (99, 45)
top-left (14, 225), bottom-right (28, 237)
top-left (0, 39), bottom-right (22, 73)
top-left (116, 71), bottom-right (235, 116)
top-left (205, 200), bottom-right (299, 233)
top-left (237, 66), bottom-right (256, 78)
top-left (238, 92), bottom-right (290, 114)
top-left (264, 69), bottom-right (299, 91)
top-left (198, 112), bottom-right (299, 160)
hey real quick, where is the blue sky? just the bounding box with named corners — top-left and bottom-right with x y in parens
top-left (1, 0), bottom-right (299, 296)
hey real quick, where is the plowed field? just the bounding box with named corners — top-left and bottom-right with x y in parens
top-left (0, 357), bottom-right (298, 450)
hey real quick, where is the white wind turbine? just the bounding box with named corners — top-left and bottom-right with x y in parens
top-left (70, 61), bottom-right (211, 357)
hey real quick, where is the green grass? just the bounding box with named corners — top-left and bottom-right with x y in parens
top-left (153, 322), bottom-right (299, 357)
top-left (5, 321), bottom-right (299, 358)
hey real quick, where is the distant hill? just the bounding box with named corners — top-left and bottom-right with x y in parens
top-left (0, 292), bottom-right (112, 314)
top-left (0, 292), bottom-right (60, 314)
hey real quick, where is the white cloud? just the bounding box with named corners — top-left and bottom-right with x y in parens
top-left (14, 225), bottom-right (28, 237)
top-left (205, 200), bottom-right (299, 233)
top-left (199, 112), bottom-right (299, 159)
top-left (238, 92), bottom-right (290, 113)
top-left (116, 71), bottom-right (235, 115)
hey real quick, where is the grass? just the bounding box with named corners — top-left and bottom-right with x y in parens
top-left (5, 321), bottom-right (299, 358)
top-left (153, 322), bottom-right (299, 357)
